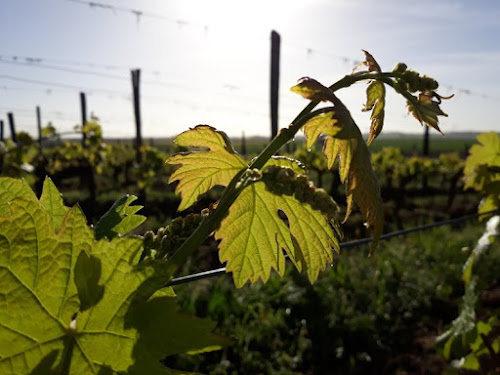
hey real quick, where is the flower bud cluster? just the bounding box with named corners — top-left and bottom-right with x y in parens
top-left (143, 213), bottom-right (203, 259)
top-left (392, 63), bottom-right (438, 93)
top-left (262, 165), bottom-right (339, 219)
top-left (245, 168), bottom-right (263, 182)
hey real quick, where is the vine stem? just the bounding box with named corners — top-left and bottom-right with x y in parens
top-left (60, 333), bottom-right (76, 374)
top-left (163, 70), bottom-right (392, 280)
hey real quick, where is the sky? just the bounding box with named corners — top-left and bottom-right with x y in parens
top-left (1, 0), bottom-right (499, 140)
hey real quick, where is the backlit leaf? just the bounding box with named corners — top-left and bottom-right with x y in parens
top-left (296, 83), bottom-right (384, 254)
top-left (464, 132), bottom-right (500, 184)
top-left (344, 141), bottom-right (384, 255)
top-left (94, 194), bottom-right (146, 240)
top-left (0, 178), bottom-right (228, 374)
top-left (363, 81), bottom-right (385, 145)
top-left (0, 177), bottom-right (36, 216)
top-left (406, 93), bottom-right (447, 134)
top-left (290, 77), bottom-right (335, 102)
top-left (40, 177), bottom-right (69, 232)
top-left (463, 132), bottom-right (500, 216)
top-left (302, 111), bottom-right (342, 151)
top-left (167, 125), bottom-right (247, 211)
top-left (361, 50), bottom-right (381, 72)
top-left (166, 126), bottom-right (339, 285)
top-left (216, 159), bottom-right (339, 287)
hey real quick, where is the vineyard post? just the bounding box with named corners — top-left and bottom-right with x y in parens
top-left (131, 69), bottom-right (142, 164)
top-left (423, 125), bottom-right (429, 156)
top-left (7, 112), bottom-right (17, 143)
top-left (241, 131), bottom-right (247, 156)
top-left (422, 125), bottom-right (429, 189)
top-left (270, 30), bottom-right (280, 141)
top-left (36, 106), bottom-right (42, 153)
top-left (80, 92), bottom-right (87, 148)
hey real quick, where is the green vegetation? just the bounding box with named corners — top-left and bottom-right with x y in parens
top-left (0, 178), bottom-right (227, 374)
top-left (170, 222), bottom-right (500, 374)
top-left (1, 51), bottom-right (498, 374)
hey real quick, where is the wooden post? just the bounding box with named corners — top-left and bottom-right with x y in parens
top-left (241, 131), bottom-right (247, 156)
top-left (270, 30), bottom-right (280, 141)
top-left (422, 125), bottom-right (429, 189)
top-left (36, 106), bottom-right (42, 152)
top-left (423, 125), bottom-right (429, 156)
top-left (131, 69), bottom-right (142, 163)
top-left (7, 112), bottom-right (17, 143)
top-left (80, 92), bottom-right (87, 147)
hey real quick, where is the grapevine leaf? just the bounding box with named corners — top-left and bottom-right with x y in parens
top-left (0, 177), bottom-right (36, 216)
top-left (302, 111), bottom-right (342, 151)
top-left (40, 177), bottom-right (69, 232)
top-left (461, 316), bottom-right (500, 372)
top-left (468, 132), bottom-right (500, 167)
top-left (94, 194), bottom-right (146, 240)
top-left (464, 132), bottom-right (500, 189)
top-left (166, 125), bottom-right (247, 211)
top-left (0, 178), bottom-right (228, 374)
top-left (290, 77), bottom-right (336, 102)
top-left (344, 140), bottom-right (384, 255)
top-left (363, 81), bottom-right (385, 146)
top-left (360, 50), bottom-right (381, 72)
top-left (322, 123), bottom-right (359, 181)
top-left (479, 194), bottom-right (500, 216)
top-left (216, 160), bottom-right (339, 287)
top-left (406, 93), bottom-right (447, 134)
top-left (462, 215), bottom-right (500, 285)
top-left (297, 84), bottom-right (384, 254)
top-left (463, 133), bottom-right (500, 221)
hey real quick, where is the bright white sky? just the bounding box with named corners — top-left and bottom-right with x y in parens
top-left (1, 0), bottom-right (499, 139)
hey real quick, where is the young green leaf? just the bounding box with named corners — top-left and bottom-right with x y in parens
top-left (355, 51), bottom-right (385, 145)
top-left (462, 132), bottom-right (500, 217)
top-left (166, 125), bottom-right (247, 211)
top-left (406, 93), bottom-right (447, 134)
top-left (302, 111), bottom-right (342, 151)
top-left (290, 77), bottom-right (336, 102)
top-left (295, 82), bottom-right (384, 254)
top-left (94, 194), bottom-right (146, 240)
top-left (0, 178), bottom-right (228, 374)
top-left (363, 81), bottom-right (385, 146)
top-left (215, 161), bottom-right (339, 287)
top-left (360, 49), bottom-right (382, 72)
top-left (322, 121), bottom-right (359, 181)
top-left (344, 141), bottom-right (384, 255)
top-left (40, 177), bottom-right (70, 232)
top-left (464, 132), bottom-right (500, 185)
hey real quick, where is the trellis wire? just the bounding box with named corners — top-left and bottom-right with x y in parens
top-left (166, 209), bottom-right (500, 287)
